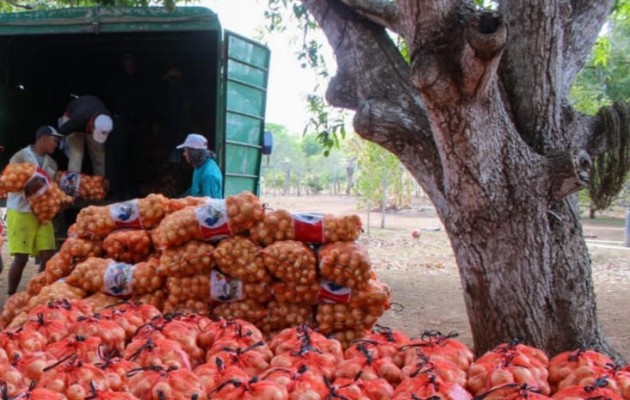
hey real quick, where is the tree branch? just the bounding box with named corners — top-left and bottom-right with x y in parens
top-left (562, 0), bottom-right (614, 96)
top-left (460, 12), bottom-right (507, 99)
top-left (1, 0), bottom-right (33, 9)
top-left (546, 149), bottom-right (592, 201)
top-left (499, 0), bottom-right (565, 154)
top-left (337, 0), bottom-right (401, 33)
top-left (302, 0), bottom-right (446, 204)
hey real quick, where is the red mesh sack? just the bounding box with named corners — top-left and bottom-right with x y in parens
top-left (97, 301), bottom-right (162, 341)
top-left (94, 355), bottom-right (141, 392)
top-left (393, 373), bottom-right (472, 400)
top-left (269, 325), bottom-right (343, 359)
top-left (549, 348), bottom-right (615, 390)
top-left (0, 364), bottom-right (28, 398)
top-left (337, 342), bottom-right (404, 386)
top-left (36, 356), bottom-right (110, 400)
top-left (12, 351), bottom-right (58, 385)
top-left (197, 319), bottom-right (265, 353)
top-left (467, 340), bottom-right (549, 396)
top-left (26, 299), bottom-right (93, 327)
top-left (123, 338), bottom-right (192, 370)
top-left (0, 327), bottom-right (47, 360)
top-left (68, 315), bottom-right (126, 355)
top-left (45, 335), bottom-right (104, 364)
top-left (194, 360), bottom-right (249, 394)
top-left (347, 326), bottom-right (410, 367)
top-left (126, 365), bottom-right (206, 400)
top-left (401, 330), bottom-right (474, 374)
top-left (208, 375), bottom-right (288, 400)
top-left (21, 312), bottom-right (70, 345)
top-left (134, 314), bottom-right (205, 369)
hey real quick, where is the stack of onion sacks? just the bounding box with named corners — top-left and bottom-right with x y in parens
top-left (151, 191), bottom-right (264, 248)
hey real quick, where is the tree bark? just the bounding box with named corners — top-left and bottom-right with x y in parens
top-left (301, 0), bottom-right (623, 360)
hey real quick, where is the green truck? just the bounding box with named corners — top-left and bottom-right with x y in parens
top-left (0, 6), bottom-right (271, 200)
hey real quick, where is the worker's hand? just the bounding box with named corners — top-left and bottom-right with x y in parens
top-left (24, 177), bottom-right (48, 198)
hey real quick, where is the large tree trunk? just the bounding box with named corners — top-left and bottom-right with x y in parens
top-left (302, 0), bottom-right (623, 359)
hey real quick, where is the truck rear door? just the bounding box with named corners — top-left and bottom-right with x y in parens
top-left (220, 31), bottom-right (270, 196)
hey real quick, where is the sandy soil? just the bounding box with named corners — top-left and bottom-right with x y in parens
top-left (0, 195), bottom-right (628, 360)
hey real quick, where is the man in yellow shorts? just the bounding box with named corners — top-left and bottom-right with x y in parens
top-left (5, 126), bottom-right (61, 295)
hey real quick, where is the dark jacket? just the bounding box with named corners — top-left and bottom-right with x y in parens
top-left (58, 95), bottom-right (110, 135)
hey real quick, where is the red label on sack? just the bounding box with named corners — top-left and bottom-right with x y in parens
top-left (196, 199), bottom-right (231, 241)
top-left (292, 212), bottom-right (324, 243)
top-left (110, 200), bottom-right (142, 229)
top-left (316, 278), bottom-right (351, 304)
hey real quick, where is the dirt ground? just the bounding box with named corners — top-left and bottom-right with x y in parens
top-left (1, 195), bottom-right (628, 360)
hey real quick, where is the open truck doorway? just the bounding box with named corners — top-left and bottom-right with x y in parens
top-left (0, 7), bottom-right (270, 235)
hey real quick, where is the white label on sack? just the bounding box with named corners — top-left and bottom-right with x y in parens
top-left (316, 278), bottom-right (352, 304)
top-left (110, 200), bottom-right (142, 229)
top-left (195, 199), bottom-right (231, 241)
top-left (25, 167), bottom-right (51, 199)
top-left (210, 270), bottom-right (243, 302)
top-left (104, 261), bottom-right (136, 297)
top-left (58, 171), bottom-right (81, 197)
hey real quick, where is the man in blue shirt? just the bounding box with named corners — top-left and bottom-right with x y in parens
top-left (176, 133), bottom-right (223, 198)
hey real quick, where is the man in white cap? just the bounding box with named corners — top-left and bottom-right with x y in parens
top-left (177, 133), bottom-right (223, 198)
top-left (58, 95), bottom-right (113, 177)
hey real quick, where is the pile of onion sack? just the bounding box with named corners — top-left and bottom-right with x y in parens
top-left (1, 299), bottom-right (629, 399)
top-left (2, 191), bottom-right (388, 348)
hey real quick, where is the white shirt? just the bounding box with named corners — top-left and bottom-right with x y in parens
top-left (7, 146), bottom-right (58, 213)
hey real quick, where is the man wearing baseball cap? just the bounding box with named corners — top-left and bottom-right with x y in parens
top-left (3, 125), bottom-right (61, 294)
top-left (177, 133), bottom-right (223, 198)
top-left (58, 95), bottom-right (113, 177)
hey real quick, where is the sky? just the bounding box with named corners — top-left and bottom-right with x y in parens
top-left (201, 0), bottom-right (330, 135)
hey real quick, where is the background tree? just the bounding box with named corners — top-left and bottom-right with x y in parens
top-left (571, 11), bottom-right (630, 217)
top-left (267, 0), bottom-right (630, 359)
top-left (347, 135), bottom-right (413, 230)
